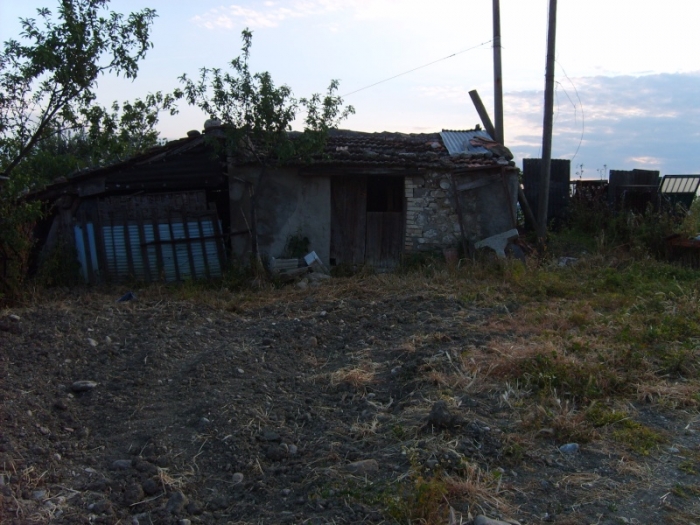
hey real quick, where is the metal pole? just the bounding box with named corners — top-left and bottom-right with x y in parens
top-left (537, 0), bottom-right (558, 242)
top-left (493, 0), bottom-right (504, 144)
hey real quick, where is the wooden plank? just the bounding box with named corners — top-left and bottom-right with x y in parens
top-left (90, 206), bottom-right (107, 284)
top-left (137, 217), bottom-right (152, 282)
top-left (330, 177), bottom-right (367, 265)
top-left (365, 212), bottom-right (403, 267)
top-left (210, 213), bottom-right (226, 273)
top-left (122, 219), bottom-right (136, 279)
top-left (181, 211), bottom-right (197, 279)
top-left (167, 214), bottom-right (181, 282)
top-left (107, 213), bottom-right (117, 280)
top-left (228, 177), bottom-right (253, 261)
top-left (196, 216), bottom-right (211, 279)
top-left (151, 215), bottom-right (164, 280)
top-left (456, 174), bottom-right (500, 192)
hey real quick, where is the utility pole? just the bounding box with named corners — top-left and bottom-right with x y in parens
top-left (492, 0), bottom-right (504, 144)
top-left (537, 0), bottom-right (558, 242)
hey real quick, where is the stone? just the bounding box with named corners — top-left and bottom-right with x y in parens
top-left (53, 399), bottom-right (68, 411)
top-left (166, 491), bottom-right (188, 513)
top-left (196, 417), bottom-right (211, 431)
top-left (474, 229), bottom-right (519, 259)
top-left (426, 400), bottom-right (457, 429)
top-left (111, 459), bottom-right (132, 470)
top-left (261, 430), bottom-right (281, 442)
top-left (71, 380), bottom-right (97, 392)
top-left (179, 520), bottom-right (192, 525)
top-left (141, 479), bottom-right (159, 496)
top-left (296, 280), bottom-right (308, 290)
top-left (231, 472), bottom-right (244, 485)
top-left (559, 443), bottom-right (579, 454)
top-left (286, 444), bottom-right (298, 455)
top-left (308, 272), bottom-right (331, 282)
top-left (265, 445), bottom-right (287, 462)
top-left (346, 459), bottom-right (379, 475)
top-left (439, 180), bottom-right (451, 190)
top-left (123, 483), bottom-right (144, 505)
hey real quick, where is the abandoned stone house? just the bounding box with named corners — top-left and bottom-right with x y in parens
top-left (31, 126), bottom-right (518, 283)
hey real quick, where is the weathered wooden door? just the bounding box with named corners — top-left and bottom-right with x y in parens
top-left (365, 212), bottom-right (403, 267)
top-left (331, 175), bottom-right (405, 268)
top-left (330, 176), bottom-right (367, 265)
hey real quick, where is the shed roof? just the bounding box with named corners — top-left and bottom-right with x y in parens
top-left (31, 126), bottom-right (515, 200)
top-left (311, 128), bottom-right (513, 170)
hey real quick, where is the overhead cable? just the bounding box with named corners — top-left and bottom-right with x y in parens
top-left (341, 40), bottom-right (493, 97)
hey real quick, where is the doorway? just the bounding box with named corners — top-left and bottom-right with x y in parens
top-left (330, 175), bottom-right (404, 268)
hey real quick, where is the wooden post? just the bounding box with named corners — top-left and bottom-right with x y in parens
top-left (492, 0), bottom-right (504, 144)
top-left (469, 89), bottom-right (539, 233)
top-left (538, 0), bottom-right (558, 242)
top-left (468, 90), bottom-right (497, 139)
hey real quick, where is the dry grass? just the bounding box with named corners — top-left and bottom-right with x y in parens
top-left (330, 362), bottom-right (377, 389)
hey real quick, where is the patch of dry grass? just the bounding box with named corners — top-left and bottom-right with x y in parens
top-left (330, 362), bottom-right (377, 390)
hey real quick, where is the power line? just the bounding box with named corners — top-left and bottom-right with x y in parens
top-left (555, 59), bottom-right (585, 163)
top-left (341, 40), bottom-right (492, 98)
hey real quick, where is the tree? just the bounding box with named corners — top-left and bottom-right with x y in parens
top-left (0, 0), bottom-right (158, 179)
top-left (0, 0), bottom-right (164, 301)
top-left (174, 29), bottom-right (354, 261)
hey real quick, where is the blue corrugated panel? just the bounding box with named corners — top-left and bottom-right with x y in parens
top-left (440, 130), bottom-right (493, 156)
top-left (100, 219), bottom-right (222, 282)
top-left (74, 224), bottom-right (98, 282)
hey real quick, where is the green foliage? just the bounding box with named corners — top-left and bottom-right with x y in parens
top-left (517, 351), bottom-right (624, 402)
top-left (0, 196), bottom-right (40, 303)
top-left (385, 475), bottom-right (450, 525)
top-left (611, 419), bottom-right (665, 456)
top-left (283, 234), bottom-right (310, 259)
top-left (0, 1), bottom-right (174, 302)
top-left (0, 0), bottom-right (159, 179)
top-left (34, 238), bottom-right (82, 287)
top-left (174, 29), bottom-right (354, 166)
top-left (558, 196), bottom-right (689, 259)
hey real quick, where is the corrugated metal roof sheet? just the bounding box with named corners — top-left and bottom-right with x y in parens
top-left (440, 129), bottom-right (494, 156)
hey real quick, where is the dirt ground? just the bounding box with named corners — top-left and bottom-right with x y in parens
top-left (1, 279), bottom-right (699, 524)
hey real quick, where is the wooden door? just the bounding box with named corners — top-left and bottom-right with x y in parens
top-left (330, 177), bottom-right (367, 266)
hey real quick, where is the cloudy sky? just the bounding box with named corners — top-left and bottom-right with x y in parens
top-left (2, 0), bottom-right (700, 176)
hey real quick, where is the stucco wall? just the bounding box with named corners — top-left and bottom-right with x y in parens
top-left (231, 167), bottom-right (331, 265)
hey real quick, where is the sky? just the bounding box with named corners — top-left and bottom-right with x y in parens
top-left (2, 0), bottom-right (700, 177)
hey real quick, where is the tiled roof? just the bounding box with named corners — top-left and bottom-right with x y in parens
top-left (310, 129), bottom-right (513, 170)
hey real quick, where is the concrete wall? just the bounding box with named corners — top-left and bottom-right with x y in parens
top-left (230, 167), bottom-right (331, 265)
top-left (230, 166), bottom-right (519, 265)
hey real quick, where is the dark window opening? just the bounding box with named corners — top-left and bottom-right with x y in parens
top-left (366, 176), bottom-right (404, 212)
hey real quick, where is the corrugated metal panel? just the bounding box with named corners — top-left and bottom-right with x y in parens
top-left (660, 175), bottom-right (700, 209)
top-left (74, 224), bottom-right (99, 283)
top-left (440, 130), bottom-right (493, 156)
top-left (85, 216), bottom-right (223, 282)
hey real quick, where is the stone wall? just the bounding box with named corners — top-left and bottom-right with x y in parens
top-left (404, 169), bottom-right (518, 253)
top-left (404, 172), bottom-right (462, 253)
